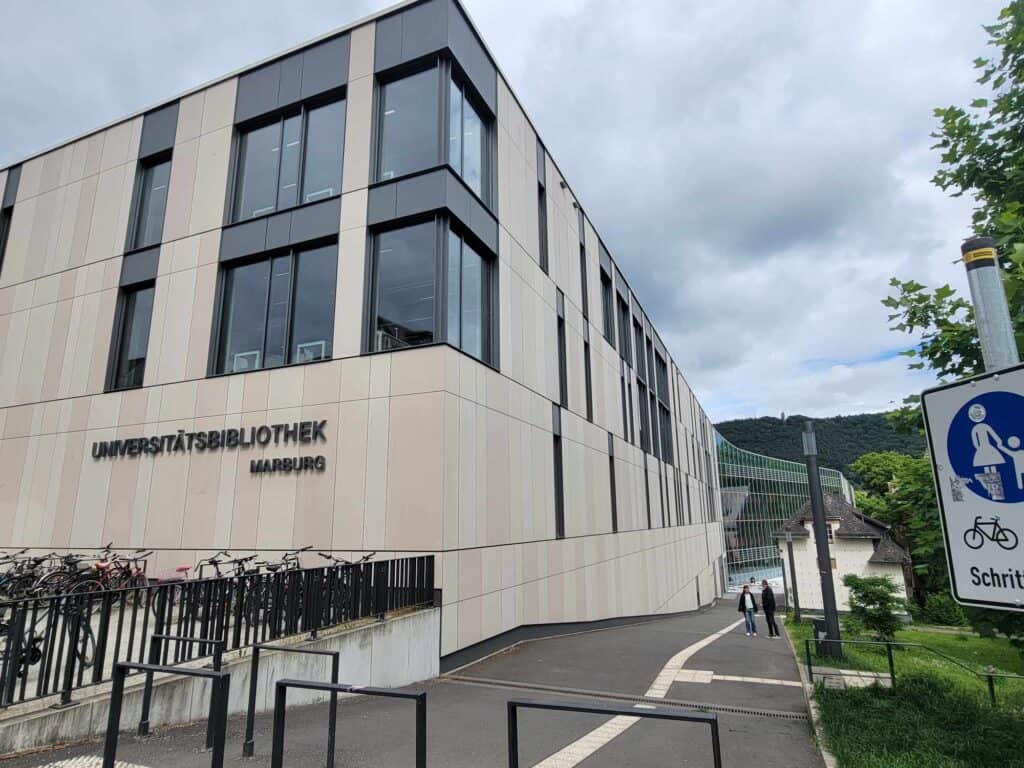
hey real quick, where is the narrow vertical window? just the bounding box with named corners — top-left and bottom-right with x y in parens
top-left (642, 454), bottom-right (652, 528)
top-left (583, 341), bottom-right (594, 422)
top-left (448, 77), bottom-right (488, 199)
top-left (616, 296), bottom-right (631, 365)
top-left (301, 100), bottom-right (346, 203)
top-left (373, 222), bottom-right (437, 350)
top-left (608, 432), bottom-right (619, 533)
top-left (446, 228), bottom-right (494, 363)
top-left (579, 245), bottom-right (589, 320)
top-left (600, 269), bottom-right (614, 345)
top-left (637, 382), bottom-right (650, 453)
top-left (0, 207), bottom-right (11, 279)
top-left (537, 184), bottom-right (548, 273)
top-left (110, 284), bottom-right (155, 390)
top-left (553, 434), bottom-right (565, 539)
top-left (132, 158), bottom-right (171, 250)
top-left (556, 290), bottom-right (568, 408)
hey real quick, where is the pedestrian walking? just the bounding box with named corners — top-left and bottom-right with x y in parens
top-left (761, 580), bottom-right (779, 639)
top-left (738, 584), bottom-right (758, 636)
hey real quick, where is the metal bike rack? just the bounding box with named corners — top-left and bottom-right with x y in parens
top-left (139, 634), bottom-right (225, 748)
top-left (102, 661), bottom-right (230, 768)
top-left (269, 679), bottom-right (427, 768)
top-left (242, 643), bottom-right (340, 762)
top-left (506, 698), bottom-right (722, 768)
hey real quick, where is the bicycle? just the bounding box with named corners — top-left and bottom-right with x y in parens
top-left (964, 515), bottom-right (1019, 550)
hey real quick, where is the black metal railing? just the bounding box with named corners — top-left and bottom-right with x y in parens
top-left (804, 637), bottom-right (1024, 707)
top-left (0, 554), bottom-right (435, 707)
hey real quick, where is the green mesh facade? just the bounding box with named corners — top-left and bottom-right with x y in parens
top-left (716, 432), bottom-right (851, 586)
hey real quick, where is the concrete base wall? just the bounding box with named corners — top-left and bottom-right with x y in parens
top-left (0, 607), bottom-right (439, 757)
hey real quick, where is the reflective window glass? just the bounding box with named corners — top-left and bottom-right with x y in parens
top-left (133, 159), bottom-right (171, 249)
top-left (234, 122), bottom-right (282, 220)
top-left (374, 222), bottom-right (436, 349)
top-left (379, 70), bottom-right (439, 181)
top-left (263, 255), bottom-right (292, 368)
top-left (291, 245), bottom-right (337, 363)
top-left (461, 240), bottom-right (484, 360)
top-left (218, 259), bottom-right (271, 373)
top-left (277, 115), bottom-right (302, 209)
top-left (113, 285), bottom-right (155, 389)
top-left (302, 100), bottom-right (346, 203)
top-left (448, 80), bottom-right (462, 176)
top-left (462, 96), bottom-right (484, 198)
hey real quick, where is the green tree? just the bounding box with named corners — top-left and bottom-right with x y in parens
top-left (850, 452), bottom-right (948, 602)
top-left (842, 574), bottom-right (905, 642)
top-left (883, 0), bottom-right (1024, 652)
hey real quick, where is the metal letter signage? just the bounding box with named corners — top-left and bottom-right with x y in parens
top-left (90, 420), bottom-right (328, 476)
top-left (922, 363), bottom-right (1024, 612)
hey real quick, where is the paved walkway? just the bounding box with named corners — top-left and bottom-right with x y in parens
top-left (11, 599), bottom-right (822, 767)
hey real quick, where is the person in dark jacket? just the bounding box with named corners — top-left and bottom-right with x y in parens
top-left (738, 584), bottom-right (758, 636)
top-left (761, 580), bottom-right (779, 638)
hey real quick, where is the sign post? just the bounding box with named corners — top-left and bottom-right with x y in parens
top-left (921, 362), bottom-right (1024, 612)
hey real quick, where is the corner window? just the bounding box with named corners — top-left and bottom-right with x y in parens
top-left (378, 69), bottom-right (439, 181)
top-left (372, 220), bottom-right (495, 364)
top-left (131, 158), bottom-right (171, 250)
top-left (232, 99), bottom-right (346, 222)
top-left (448, 78), bottom-right (487, 199)
top-left (215, 244), bottom-right (337, 374)
top-left (109, 284), bottom-right (155, 390)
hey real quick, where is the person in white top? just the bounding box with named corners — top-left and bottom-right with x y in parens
top-left (737, 584), bottom-right (758, 636)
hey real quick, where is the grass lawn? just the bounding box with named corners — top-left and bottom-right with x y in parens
top-left (787, 618), bottom-right (1024, 710)
top-left (815, 674), bottom-right (1024, 768)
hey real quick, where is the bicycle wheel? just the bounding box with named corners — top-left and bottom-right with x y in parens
top-left (998, 528), bottom-right (1019, 550)
top-left (963, 528), bottom-right (984, 549)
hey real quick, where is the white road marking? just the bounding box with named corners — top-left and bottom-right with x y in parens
top-left (531, 618), bottom-right (744, 768)
top-left (712, 674), bottom-right (802, 688)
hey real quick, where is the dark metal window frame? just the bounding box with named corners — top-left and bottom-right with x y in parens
top-left (600, 268), bottom-right (614, 346)
top-left (583, 340), bottom-right (593, 423)
top-left (365, 214), bottom-right (499, 368)
top-left (125, 150), bottom-right (173, 255)
top-left (372, 56), bottom-right (496, 210)
top-left (105, 281), bottom-right (156, 393)
top-left (227, 89), bottom-right (347, 225)
top-left (0, 206), bottom-right (11, 280)
top-left (208, 238), bottom-right (339, 377)
top-left (553, 433), bottom-right (565, 539)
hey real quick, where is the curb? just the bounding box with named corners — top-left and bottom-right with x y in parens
top-left (782, 620), bottom-right (838, 768)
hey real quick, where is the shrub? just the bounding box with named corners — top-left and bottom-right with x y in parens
top-left (842, 574), bottom-right (905, 641)
top-left (920, 592), bottom-right (967, 626)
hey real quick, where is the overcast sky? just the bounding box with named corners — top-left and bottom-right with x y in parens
top-left (0, 0), bottom-right (1002, 422)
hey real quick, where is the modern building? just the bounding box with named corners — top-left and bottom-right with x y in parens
top-left (775, 494), bottom-right (910, 612)
top-left (717, 433), bottom-right (853, 587)
top-left (0, 0), bottom-right (725, 657)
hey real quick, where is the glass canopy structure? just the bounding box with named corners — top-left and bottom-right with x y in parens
top-left (716, 432), bottom-right (853, 587)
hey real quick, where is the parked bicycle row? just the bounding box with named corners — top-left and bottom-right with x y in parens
top-left (0, 545), bottom-right (377, 602)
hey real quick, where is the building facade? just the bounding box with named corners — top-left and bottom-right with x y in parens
top-left (717, 433), bottom-right (853, 587)
top-left (775, 494), bottom-right (910, 612)
top-left (0, 0), bottom-right (725, 656)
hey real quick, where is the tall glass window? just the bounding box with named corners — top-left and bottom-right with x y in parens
top-left (111, 284), bottom-right (155, 390)
top-left (616, 297), bottom-right (631, 365)
top-left (216, 245), bottom-right (337, 374)
top-left (373, 222), bottom-right (437, 350)
top-left (448, 78), bottom-right (486, 198)
top-left (132, 158), bottom-right (171, 250)
top-left (378, 70), bottom-right (439, 181)
top-left (233, 99), bottom-right (346, 221)
top-left (600, 270), bottom-right (614, 345)
top-left (579, 244), bottom-right (589, 320)
top-left (374, 221), bottom-right (494, 363)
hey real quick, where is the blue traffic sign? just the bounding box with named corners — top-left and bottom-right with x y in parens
top-left (946, 391), bottom-right (1024, 504)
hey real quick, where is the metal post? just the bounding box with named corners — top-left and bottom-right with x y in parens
top-left (327, 654), bottom-right (339, 768)
top-left (209, 675), bottom-right (229, 768)
top-left (58, 597), bottom-right (82, 707)
top-left (138, 634), bottom-right (160, 736)
top-left (786, 534), bottom-right (801, 622)
top-left (507, 701), bottom-right (519, 768)
top-left (961, 236), bottom-right (1020, 371)
top-left (415, 691), bottom-right (427, 768)
top-left (709, 717), bottom-right (723, 768)
top-left (886, 643), bottom-right (895, 686)
top-left (987, 674), bottom-right (997, 706)
top-left (803, 421), bottom-right (842, 658)
top-left (271, 683), bottom-right (288, 768)
top-left (242, 646), bottom-right (261, 757)
top-left (805, 639), bottom-right (814, 684)
top-left (204, 644), bottom-right (224, 751)
top-left (102, 665), bottom-right (126, 768)
top-left (1, 603), bottom-right (26, 706)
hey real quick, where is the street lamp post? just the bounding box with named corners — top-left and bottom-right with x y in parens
top-left (803, 420), bottom-right (842, 658)
top-left (785, 532), bottom-right (801, 623)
